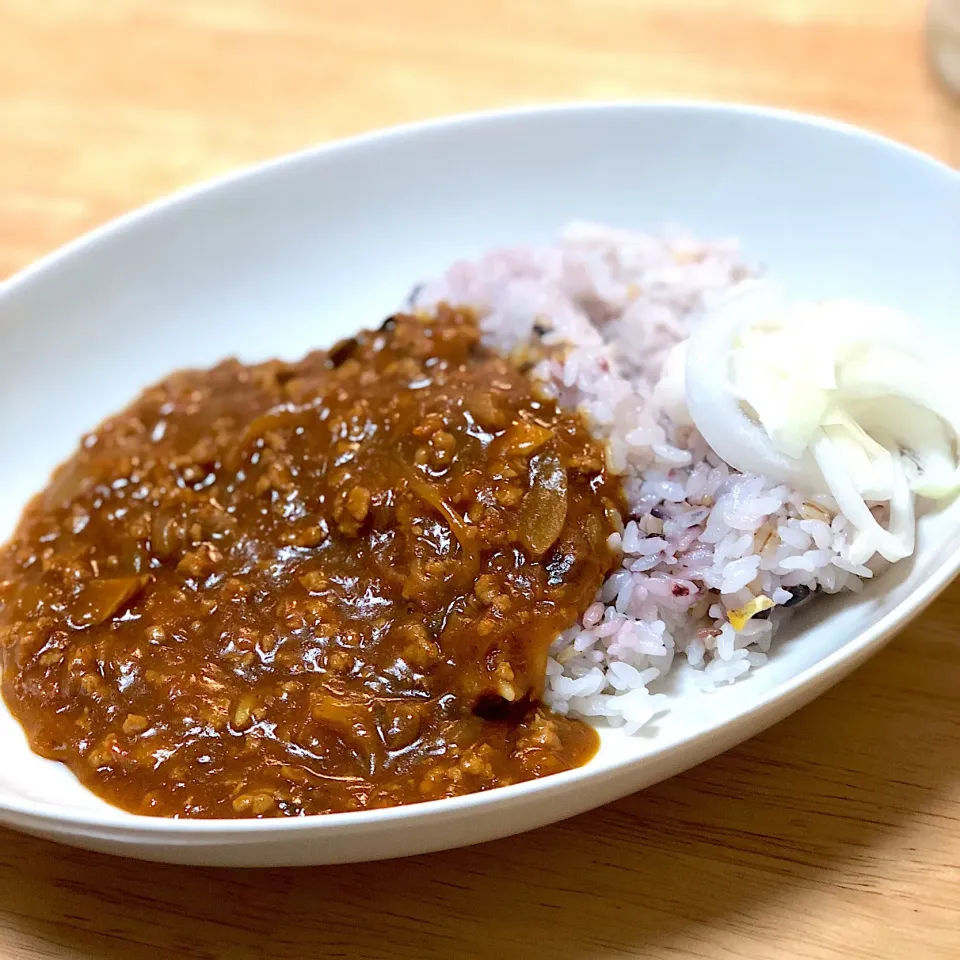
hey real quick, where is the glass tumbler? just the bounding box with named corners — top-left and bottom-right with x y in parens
top-left (929, 0), bottom-right (960, 94)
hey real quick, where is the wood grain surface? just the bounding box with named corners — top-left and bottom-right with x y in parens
top-left (1, 1), bottom-right (959, 958)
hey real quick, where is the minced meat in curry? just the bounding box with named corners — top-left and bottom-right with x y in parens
top-left (0, 307), bottom-right (622, 818)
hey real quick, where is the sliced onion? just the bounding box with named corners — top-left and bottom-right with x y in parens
top-left (850, 398), bottom-right (955, 497)
top-left (813, 430), bottom-right (914, 564)
top-left (887, 457), bottom-right (917, 560)
top-left (652, 341), bottom-right (693, 427)
top-left (683, 280), bottom-right (821, 489)
top-left (819, 407), bottom-right (897, 501)
top-left (675, 281), bottom-right (956, 567)
top-left (838, 348), bottom-right (960, 498)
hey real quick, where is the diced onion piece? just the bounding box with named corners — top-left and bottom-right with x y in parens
top-left (518, 450), bottom-right (569, 556)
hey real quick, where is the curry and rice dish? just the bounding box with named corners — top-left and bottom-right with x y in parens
top-left (1, 223), bottom-right (957, 819)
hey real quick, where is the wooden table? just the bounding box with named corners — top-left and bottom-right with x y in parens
top-left (1, 1), bottom-right (958, 957)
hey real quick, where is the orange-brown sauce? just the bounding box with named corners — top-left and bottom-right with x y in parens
top-left (0, 308), bottom-right (621, 817)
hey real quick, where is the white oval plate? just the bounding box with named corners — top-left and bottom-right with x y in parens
top-left (1, 103), bottom-right (959, 867)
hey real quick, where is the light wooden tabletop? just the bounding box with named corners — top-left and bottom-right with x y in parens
top-left (1, 1), bottom-right (959, 958)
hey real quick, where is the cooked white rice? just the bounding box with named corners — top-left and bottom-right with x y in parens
top-left (416, 222), bottom-right (879, 734)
